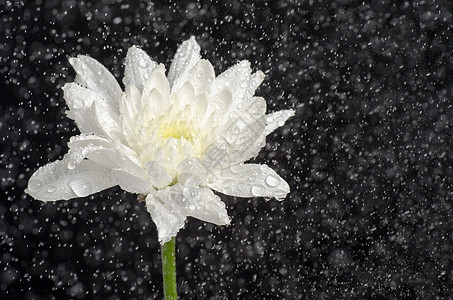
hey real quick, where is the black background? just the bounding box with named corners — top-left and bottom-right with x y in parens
top-left (2, 0), bottom-right (453, 299)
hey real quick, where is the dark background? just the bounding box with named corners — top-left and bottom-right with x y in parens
top-left (2, 0), bottom-right (453, 299)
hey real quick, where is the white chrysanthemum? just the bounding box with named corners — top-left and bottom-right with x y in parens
top-left (26, 37), bottom-right (294, 244)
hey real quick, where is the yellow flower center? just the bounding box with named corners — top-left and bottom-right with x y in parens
top-left (159, 121), bottom-right (195, 140)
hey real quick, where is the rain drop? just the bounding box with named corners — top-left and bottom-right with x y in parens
top-left (46, 185), bottom-right (56, 193)
top-left (251, 185), bottom-right (264, 196)
top-left (68, 178), bottom-right (92, 197)
top-left (265, 175), bottom-right (281, 187)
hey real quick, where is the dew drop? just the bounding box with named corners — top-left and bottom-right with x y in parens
top-left (265, 175), bottom-right (281, 187)
top-left (67, 161), bottom-right (76, 170)
top-left (273, 192), bottom-right (287, 202)
top-left (251, 185), bottom-right (264, 196)
top-left (222, 187), bottom-right (233, 195)
top-left (138, 59), bottom-right (149, 68)
top-left (68, 178), bottom-right (92, 197)
top-left (46, 185), bottom-right (56, 193)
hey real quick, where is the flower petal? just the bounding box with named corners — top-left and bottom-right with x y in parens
top-left (186, 187), bottom-right (230, 226)
top-left (26, 159), bottom-right (113, 201)
top-left (69, 55), bottom-right (122, 113)
top-left (177, 157), bottom-right (210, 184)
top-left (210, 60), bottom-right (252, 101)
top-left (222, 115), bottom-right (267, 166)
top-left (208, 163), bottom-right (290, 200)
top-left (123, 46), bottom-right (158, 93)
top-left (62, 83), bottom-right (121, 139)
top-left (186, 59), bottom-right (215, 95)
top-left (265, 109), bottom-right (295, 135)
top-left (67, 133), bottom-right (147, 179)
top-left (141, 64), bottom-right (170, 113)
top-left (110, 168), bottom-right (153, 194)
top-left (168, 36), bottom-right (201, 92)
top-left (145, 161), bottom-right (173, 189)
top-left (145, 192), bottom-right (186, 244)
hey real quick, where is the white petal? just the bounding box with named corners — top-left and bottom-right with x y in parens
top-left (177, 157), bottom-right (210, 184)
top-left (123, 46), bottom-right (157, 93)
top-left (208, 163), bottom-right (290, 200)
top-left (145, 161), bottom-right (173, 189)
top-left (187, 188), bottom-right (230, 226)
top-left (69, 55), bottom-right (122, 113)
top-left (206, 88), bottom-right (232, 116)
top-left (155, 183), bottom-right (230, 226)
top-left (186, 59), bottom-right (215, 95)
top-left (168, 36), bottom-right (201, 92)
top-left (110, 168), bottom-right (153, 194)
top-left (67, 134), bottom-right (147, 179)
top-left (210, 60), bottom-right (252, 101)
top-left (63, 83), bottom-right (121, 139)
top-left (26, 159), bottom-right (113, 201)
top-left (62, 82), bottom-right (96, 111)
top-left (142, 64), bottom-right (170, 111)
top-left (200, 138), bottom-right (230, 171)
top-left (222, 115), bottom-right (267, 166)
top-left (145, 192), bottom-right (186, 244)
top-left (120, 85), bottom-right (142, 122)
top-left (265, 109), bottom-right (295, 135)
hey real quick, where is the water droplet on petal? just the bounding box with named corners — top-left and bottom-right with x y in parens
top-left (68, 178), bottom-right (92, 197)
top-left (47, 185), bottom-right (56, 193)
top-left (251, 185), bottom-right (264, 196)
top-left (237, 182), bottom-right (246, 191)
top-left (138, 59), bottom-right (149, 68)
top-left (265, 175), bottom-right (281, 187)
top-left (222, 187), bottom-right (233, 195)
top-left (273, 191), bottom-right (287, 201)
top-left (67, 161), bottom-right (76, 170)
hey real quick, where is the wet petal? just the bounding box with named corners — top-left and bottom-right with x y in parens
top-left (265, 109), bottom-right (295, 135)
top-left (208, 163), bottom-right (290, 200)
top-left (67, 133), bottom-right (146, 178)
top-left (186, 59), bottom-right (215, 95)
top-left (62, 83), bottom-right (121, 139)
top-left (222, 115), bottom-right (267, 166)
top-left (145, 161), bottom-right (173, 189)
top-left (123, 46), bottom-right (157, 93)
top-left (168, 36), bottom-right (201, 92)
top-left (110, 168), bottom-right (153, 194)
top-left (210, 60), bottom-right (252, 102)
top-left (145, 192), bottom-right (186, 244)
top-left (26, 159), bottom-right (113, 201)
top-left (187, 188), bottom-right (230, 226)
top-left (142, 64), bottom-right (170, 112)
top-left (69, 55), bottom-right (122, 113)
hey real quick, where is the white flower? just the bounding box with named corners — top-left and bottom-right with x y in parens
top-left (26, 37), bottom-right (294, 244)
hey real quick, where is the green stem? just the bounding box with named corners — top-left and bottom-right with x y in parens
top-left (161, 237), bottom-right (177, 300)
